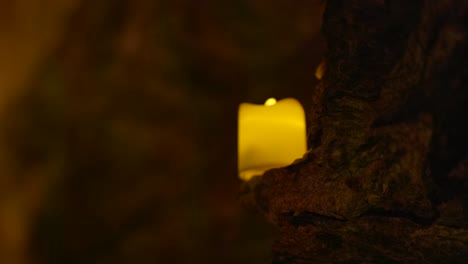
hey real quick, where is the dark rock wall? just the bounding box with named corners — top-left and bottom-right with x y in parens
top-left (252, 0), bottom-right (468, 263)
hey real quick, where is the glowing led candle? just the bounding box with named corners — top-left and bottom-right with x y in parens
top-left (238, 98), bottom-right (307, 181)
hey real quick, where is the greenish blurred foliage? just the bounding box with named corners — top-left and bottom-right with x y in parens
top-left (0, 0), bottom-right (324, 263)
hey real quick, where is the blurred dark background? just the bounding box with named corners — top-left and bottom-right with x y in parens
top-left (0, 0), bottom-right (325, 263)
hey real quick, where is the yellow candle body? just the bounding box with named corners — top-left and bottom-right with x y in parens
top-left (238, 98), bottom-right (307, 181)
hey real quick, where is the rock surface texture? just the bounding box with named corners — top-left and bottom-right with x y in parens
top-left (250, 0), bottom-right (468, 262)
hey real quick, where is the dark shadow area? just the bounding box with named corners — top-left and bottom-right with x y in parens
top-left (0, 1), bottom-right (325, 263)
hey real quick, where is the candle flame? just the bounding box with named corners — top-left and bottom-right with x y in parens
top-left (264, 98), bottom-right (277, 106)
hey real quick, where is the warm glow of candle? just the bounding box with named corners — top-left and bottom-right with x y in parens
top-left (238, 98), bottom-right (307, 181)
top-left (315, 59), bottom-right (326, 80)
top-left (264, 98), bottom-right (277, 106)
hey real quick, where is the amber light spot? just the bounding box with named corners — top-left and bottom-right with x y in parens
top-left (315, 59), bottom-right (326, 80)
top-left (264, 98), bottom-right (277, 106)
